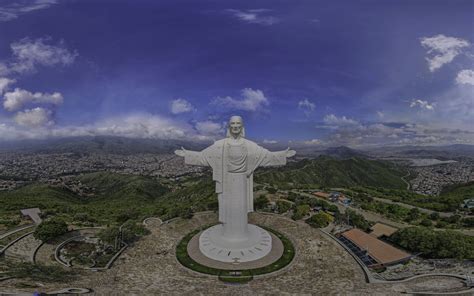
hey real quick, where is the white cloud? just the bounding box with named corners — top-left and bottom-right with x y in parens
top-left (87, 114), bottom-right (190, 139)
top-left (170, 98), bottom-right (195, 114)
top-left (323, 114), bottom-right (359, 126)
top-left (0, 0), bottom-right (58, 22)
top-left (213, 88), bottom-right (269, 112)
top-left (14, 107), bottom-right (53, 127)
top-left (226, 9), bottom-right (279, 26)
top-left (409, 99), bottom-right (435, 111)
top-left (420, 34), bottom-right (470, 72)
top-left (456, 69), bottom-right (474, 85)
top-left (314, 120), bottom-right (474, 147)
top-left (0, 113), bottom-right (200, 141)
top-left (195, 120), bottom-right (223, 135)
top-left (304, 139), bottom-right (322, 145)
top-left (376, 111), bottom-right (384, 119)
top-left (298, 99), bottom-right (315, 116)
top-left (3, 88), bottom-right (63, 111)
top-left (9, 37), bottom-right (77, 74)
top-left (0, 77), bottom-right (15, 95)
top-left (263, 139), bottom-right (278, 144)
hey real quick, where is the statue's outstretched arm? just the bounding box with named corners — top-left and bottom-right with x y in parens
top-left (174, 147), bottom-right (187, 157)
top-left (259, 147), bottom-right (296, 167)
top-left (174, 147), bottom-right (210, 167)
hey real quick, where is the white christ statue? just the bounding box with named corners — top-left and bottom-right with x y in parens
top-left (175, 116), bottom-right (295, 263)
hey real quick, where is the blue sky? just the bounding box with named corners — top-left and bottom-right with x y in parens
top-left (0, 0), bottom-right (473, 147)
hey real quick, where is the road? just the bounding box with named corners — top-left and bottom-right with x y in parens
top-left (401, 171), bottom-right (411, 190)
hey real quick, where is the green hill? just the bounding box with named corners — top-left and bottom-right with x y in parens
top-left (0, 185), bottom-right (82, 216)
top-left (0, 171), bottom-right (220, 227)
top-left (77, 172), bottom-right (168, 200)
top-left (255, 156), bottom-right (407, 189)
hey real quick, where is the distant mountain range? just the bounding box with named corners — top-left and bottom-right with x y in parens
top-left (0, 136), bottom-right (207, 155)
top-left (0, 136), bottom-right (472, 159)
top-left (315, 146), bottom-right (369, 159)
top-left (366, 144), bottom-right (474, 159)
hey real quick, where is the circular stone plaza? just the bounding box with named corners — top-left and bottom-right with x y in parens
top-left (1, 212), bottom-right (472, 295)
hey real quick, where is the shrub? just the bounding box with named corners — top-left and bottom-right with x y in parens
top-left (97, 226), bottom-right (120, 246)
top-left (121, 220), bottom-right (150, 243)
top-left (420, 219), bottom-right (432, 227)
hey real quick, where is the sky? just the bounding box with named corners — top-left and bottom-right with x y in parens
top-left (0, 0), bottom-right (473, 147)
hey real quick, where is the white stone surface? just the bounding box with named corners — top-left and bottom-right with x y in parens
top-left (175, 116), bottom-right (295, 263)
top-left (199, 224), bottom-right (272, 263)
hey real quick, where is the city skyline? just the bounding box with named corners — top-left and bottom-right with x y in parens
top-left (0, 0), bottom-right (473, 147)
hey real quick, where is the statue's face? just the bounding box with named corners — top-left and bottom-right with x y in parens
top-left (229, 116), bottom-right (243, 137)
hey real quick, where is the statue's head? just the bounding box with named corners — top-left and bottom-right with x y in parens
top-left (226, 115), bottom-right (245, 139)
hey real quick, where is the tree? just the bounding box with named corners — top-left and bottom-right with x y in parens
top-left (306, 212), bottom-right (333, 228)
top-left (276, 199), bottom-right (292, 214)
top-left (328, 204), bottom-right (339, 213)
top-left (292, 204), bottom-right (310, 220)
top-left (254, 195), bottom-right (270, 210)
top-left (462, 217), bottom-right (474, 228)
top-left (346, 209), bottom-right (370, 231)
top-left (115, 208), bottom-right (140, 224)
top-left (390, 227), bottom-right (474, 260)
top-left (405, 208), bottom-right (421, 223)
top-left (267, 187), bottom-right (278, 194)
top-left (33, 218), bottom-right (68, 242)
top-left (121, 220), bottom-right (150, 243)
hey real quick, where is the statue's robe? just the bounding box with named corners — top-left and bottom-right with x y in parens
top-left (183, 137), bottom-right (288, 223)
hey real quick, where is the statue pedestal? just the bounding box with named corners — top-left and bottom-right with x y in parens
top-left (199, 224), bottom-right (272, 263)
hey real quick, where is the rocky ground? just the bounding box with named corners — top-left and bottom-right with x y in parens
top-left (1, 212), bottom-right (471, 295)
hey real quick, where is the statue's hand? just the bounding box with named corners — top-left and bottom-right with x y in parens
top-left (174, 147), bottom-right (186, 157)
top-left (285, 148), bottom-right (296, 158)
